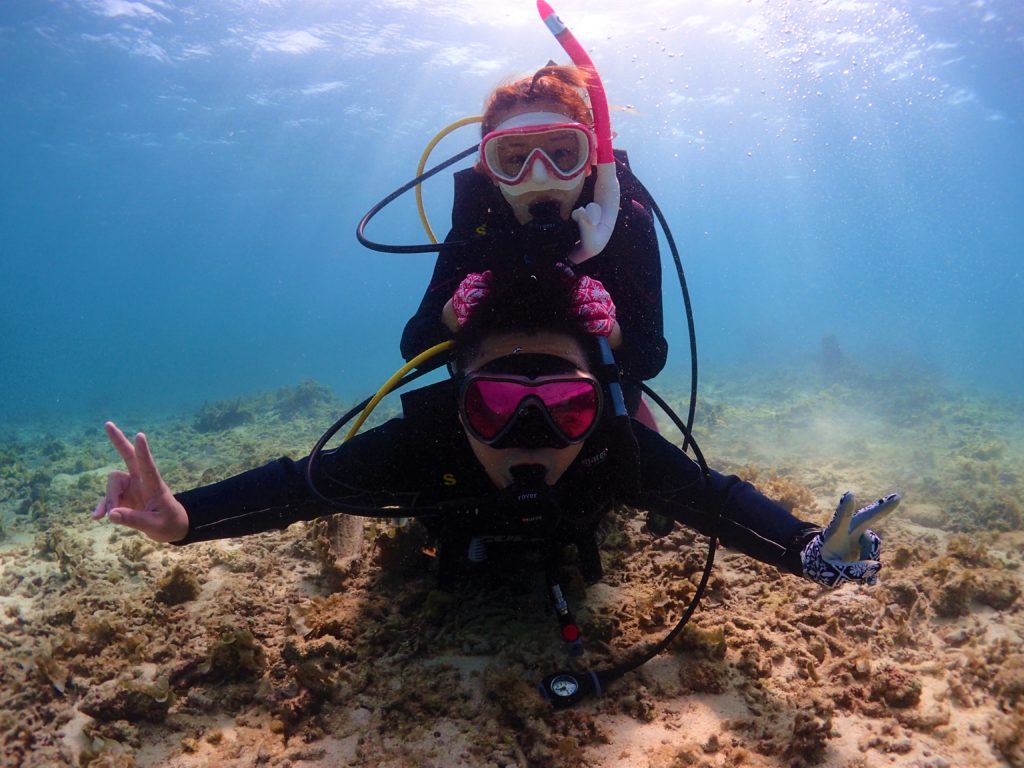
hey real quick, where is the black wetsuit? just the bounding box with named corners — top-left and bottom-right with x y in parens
top-left (174, 381), bottom-right (819, 580)
top-left (400, 153), bottom-right (668, 400)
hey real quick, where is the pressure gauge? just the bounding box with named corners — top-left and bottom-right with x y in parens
top-left (540, 670), bottom-right (596, 708)
top-left (549, 674), bottom-right (579, 698)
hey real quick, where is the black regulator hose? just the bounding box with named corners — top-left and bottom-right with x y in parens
top-left (628, 176), bottom-right (700, 454)
top-left (355, 144), bottom-right (478, 254)
top-left (539, 387), bottom-right (719, 709)
top-left (304, 363), bottom-right (442, 516)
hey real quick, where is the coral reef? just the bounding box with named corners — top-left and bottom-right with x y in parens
top-left (868, 665), bottom-right (923, 708)
top-left (199, 627), bottom-right (266, 680)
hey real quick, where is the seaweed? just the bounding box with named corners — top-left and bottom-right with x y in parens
top-left (117, 536), bottom-right (155, 565)
top-left (746, 469), bottom-right (819, 517)
top-left (671, 623), bottom-right (727, 660)
top-left (193, 399), bottom-right (253, 433)
top-left (976, 574), bottom-right (1021, 611)
top-left (991, 703), bottom-right (1024, 767)
top-left (34, 526), bottom-right (93, 582)
top-left (34, 651), bottom-right (70, 694)
top-left (946, 534), bottom-right (996, 567)
top-left (932, 570), bottom-right (977, 619)
top-left (78, 742), bottom-right (136, 768)
top-left (993, 655), bottom-right (1024, 708)
top-left (945, 486), bottom-right (1023, 532)
top-left (153, 564), bottom-right (200, 605)
top-left (679, 659), bottom-right (727, 695)
top-left (40, 437), bottom-right (66, 460)
top-left (782, 696), bottom-right (835, 766)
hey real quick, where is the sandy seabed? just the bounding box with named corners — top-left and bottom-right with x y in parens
top-left (2, 362), bottom-right (1023, 768)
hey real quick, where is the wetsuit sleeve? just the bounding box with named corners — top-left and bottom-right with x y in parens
top-left (399, 233), bottom-right (465, 361)
top-left (172, 418), bottom-right (422, 544)
top-left (400, 170), bottom-right (492, 361)
top-left (631, 424), bottom-right (820, 575)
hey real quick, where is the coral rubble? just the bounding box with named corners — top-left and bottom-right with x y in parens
top-left (0, 368), bottom-right (1021, 767)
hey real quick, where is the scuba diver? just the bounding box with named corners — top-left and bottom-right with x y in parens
top-left (399, 63), bottom-right (667, 421)
top-left (91, 265), bottom-right (900, 707)
top-left (358, 3), bottom-right (668, 428)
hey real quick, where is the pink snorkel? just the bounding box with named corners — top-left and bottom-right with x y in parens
top-left (536, 0), bottom-right (620, 264)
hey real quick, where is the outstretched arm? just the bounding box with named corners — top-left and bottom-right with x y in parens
top-left (632, 424), bottom-right (900, 582)
top-left (95, 412), bottom-right (450, 546)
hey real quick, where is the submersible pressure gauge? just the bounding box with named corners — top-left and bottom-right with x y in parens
top-left (539, 670), bottom-right (601, 709)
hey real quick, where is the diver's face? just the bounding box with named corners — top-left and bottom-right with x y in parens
top-left (460, 331), bottom-right (590, 489)
top-left (490, 101), bottom-right (590, 224)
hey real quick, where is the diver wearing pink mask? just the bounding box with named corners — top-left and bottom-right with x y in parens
top-left (401, 65), bottom-right (666, 423)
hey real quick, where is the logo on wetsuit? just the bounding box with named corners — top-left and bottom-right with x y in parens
top-left (579, 448), bottom-right (609, 468)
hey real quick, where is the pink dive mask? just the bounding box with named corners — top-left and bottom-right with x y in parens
top-left (479, 111), bottom-right (596, 190)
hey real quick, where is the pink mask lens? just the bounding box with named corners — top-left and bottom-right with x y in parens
top-left (462, 378), bottom-right (599, 442)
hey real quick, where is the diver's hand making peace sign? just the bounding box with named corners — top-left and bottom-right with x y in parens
top-left (91, 422), bottom-right (188, 543)
top-left (800, 491), bottom-right (902, 588)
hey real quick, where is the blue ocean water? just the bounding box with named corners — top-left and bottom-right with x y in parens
top-left (1, 0), bottom-right (1021, 427)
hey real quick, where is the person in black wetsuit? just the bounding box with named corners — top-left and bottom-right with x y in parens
top-left (92, 266), bottom-right (899, 593)
top-left (401, 66), bottom-right (666, 421)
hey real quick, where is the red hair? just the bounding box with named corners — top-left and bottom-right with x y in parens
top-left (480, 66), bottom-right (593, 135)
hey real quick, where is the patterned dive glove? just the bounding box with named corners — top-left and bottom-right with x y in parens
top-left (553, 263), bottom-right (617, 337)
top-left (571, 275), bottom-right (617, 336)
top-left (801, 491), bottom-right (901, 588)
top-left (453, 264), bottom-right (617, 336)
top-left (451, 270), bottom-right (494, 327)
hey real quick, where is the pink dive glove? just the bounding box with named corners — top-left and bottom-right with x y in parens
top-left (451, 270), bottom-right (494, 327)
top-left (451, 265), bottom-right (616, 337)
top-left (554, 263), bottom-right (616, 337)
top-left (569, 273), bottom-right (616, 336)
